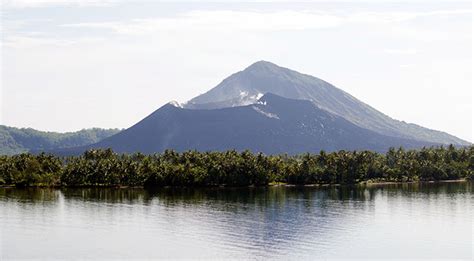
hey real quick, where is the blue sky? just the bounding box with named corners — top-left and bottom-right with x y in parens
top-left (1, 0), bottom-right (472, 142)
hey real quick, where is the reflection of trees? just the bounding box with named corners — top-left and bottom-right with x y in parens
top-left (0, 187), bottom-right (60, 203)
top-left (2, 182), bottom-right (470, 206)
top-left (60, 187), bottom-right (156, 204)
top-left (362, 181), bottom-right (472, 199)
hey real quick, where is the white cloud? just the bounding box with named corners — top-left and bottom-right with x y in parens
top-left (61, 10), bottom-right (343, 34)
top-left (58, 8), bottom-right (471, 36)
top-left (2, 35), bottom-right (106, 49)
top-left (399, 64), bottom-right (416, 69)
top-left (383, 49), bottom-right (418, 55)
top-left (2, 0), bottom-right (120, 8)
top-left (348, 9), bottom-right (471, 24)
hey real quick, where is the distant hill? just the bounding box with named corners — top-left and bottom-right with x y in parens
top-left (0, 125), bottom-right (121, 155)
top-left (56, 93), bottom-right (437, 155)
top-left (185, 61), bottom-right (468, 146)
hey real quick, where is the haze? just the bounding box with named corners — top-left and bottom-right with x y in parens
top-left (0, 0), bottom-right (472, 142)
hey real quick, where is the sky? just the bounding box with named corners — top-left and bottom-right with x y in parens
top-left (0, 0), bottom-right (472, 142)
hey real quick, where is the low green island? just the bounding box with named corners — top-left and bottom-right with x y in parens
top-left (0, 145), bottom-right (472, 188)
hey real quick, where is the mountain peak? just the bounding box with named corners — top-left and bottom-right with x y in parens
top-left (184, 62), bottom-right (468, 145)
top-left (244, 60), bottom-right (282, 73)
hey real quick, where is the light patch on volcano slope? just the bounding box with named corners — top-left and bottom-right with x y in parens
top-left (251, 93), bottom-right (264, 100)
top-left (238, 91), bottom-right (264, 106)
top-left (239, 91), bottom-right (249, 98)
top-left (168, 100), bottom-right (183, 108)
top-left (252, 106), bottom-right (280, 119)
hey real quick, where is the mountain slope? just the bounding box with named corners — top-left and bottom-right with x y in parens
top-left (0, 125), bottom-right (121, 155)
top-left (58, 93), bottom-right (437, 155)
top-left (185, 61), bottom-right (468, 146)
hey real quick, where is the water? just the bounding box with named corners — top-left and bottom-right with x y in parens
top-left (1, 182), bottom-right (472, 260)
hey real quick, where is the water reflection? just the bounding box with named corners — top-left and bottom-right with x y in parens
top-left (0, 182), bottom-right (472, 259)
top-left (0, 187), bottom-right (60, 203)
top-left (2, 181), bottom-right (470, 204)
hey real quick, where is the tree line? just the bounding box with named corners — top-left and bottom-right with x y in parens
top-left (0, 145), bottom-right (472, 187)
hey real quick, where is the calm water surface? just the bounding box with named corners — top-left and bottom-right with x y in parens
top-left (1, 182), bottom-right (472, 260)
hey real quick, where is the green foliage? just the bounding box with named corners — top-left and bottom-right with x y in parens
top-left (0, 153), bottom-right (62, 186)
top-left (0, 125), bottom-right (121, 155)
top-left (0, 146), bottom-right (472, 187)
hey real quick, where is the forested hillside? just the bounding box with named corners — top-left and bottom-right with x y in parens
top-left (0, 125), bottom-right (121, 155)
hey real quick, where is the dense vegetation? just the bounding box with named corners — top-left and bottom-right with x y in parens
top-left (0, 125), bottom-right (121, 155)
top-left (0, 146), bottom-right (472, 187)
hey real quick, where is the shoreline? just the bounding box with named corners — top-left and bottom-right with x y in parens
top-left (0, 179), bottom-right (469, 189)
top-left (271, 179), bottom-right (469, 188)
